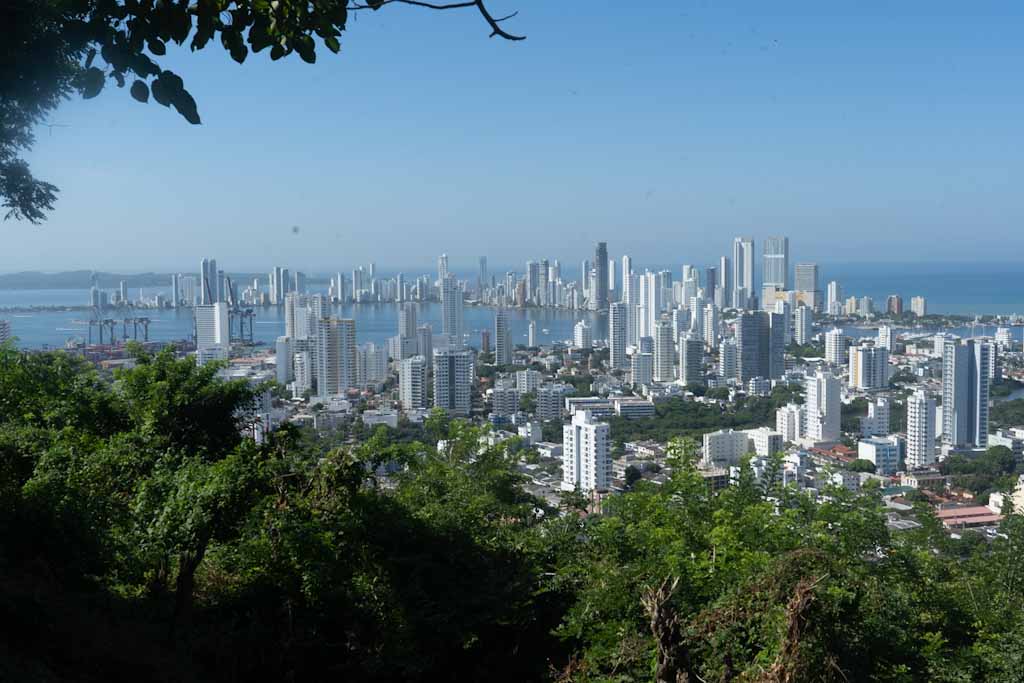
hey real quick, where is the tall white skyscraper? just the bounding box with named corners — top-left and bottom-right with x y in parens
top-left (638, 271), bottom-right (661, 339)
top-left (316, 318), bottom-right (356, 397)
top-left (718, 338), bottom-right (738, 380)
top-left (400, 355), bottom-right (428, 410)
top-left (528, 320), bottom-right (537, 348)
top-left (794, 306), bottom-right (813, 346)
top-left (284, 292), bottom-right (306, 339)
top-left (805, 370), bottom-right (841, 443)
top-left (827, 281), bottom-right (842, 316)
top-left (440, 274), bottom-right (463, 346)
top-left (433, 347), bottom-right (473, 416)
top-left (653, 318), bottom-right (675, 382)
top-left (275, 336), bottom-right (294, 384)
top-left (942, 339), bottom-right (990, 449)
top-left (608, 302), bottom-right (628, 370)
top-left (494, 310), bottom-right (512, 365)
top-left (762, 236), bottom-right (789, 290)
top-left (194, 302), bottom-right (230, 365)
top-left (717, 255), bottom-right (731, 309)
top-left (907, 390), bottom-right (937, 468)
top-left (679, 334), bottom-right (704, 386)
top-left (911, 296), bottom-right (927, 317)
top-left (702, 303), bottom-right (719, 349)
top-left (877, 326), bottom-right (894, 352)
top-left (293, 351), bottom-right (312, 394)
top-left (437, 253), bottom-right (449, 283)
top-left (825, 328), bottom-right (848, 366)
top-left (732, 237), bottom-right (754, 309)
top-left (562, 410), bottom-right (611, 493)
top-left (574, 320), bottom-right (593, 349)
top-left (398, 302), bottom-right (418, 339)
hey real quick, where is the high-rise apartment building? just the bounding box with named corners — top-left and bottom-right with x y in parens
top-left (826, 281), bottom-right (842, 316)
top-left (437, 253), bottom-right (449, 283)
top-left (805, 370), bottom-right (841, 443)
top-left (794, 306), bottom-right (813, 346)
top-left (275, 336), bottom-right (294, 384)
top-left (562, 410), bottom-right (611, 493)
top-left (824, 328), bottom-right (848, 366)
top-left (732, 237), bottom-right (755, 309)
top-left (608, 302), bottom-right (628, 370)
top-left (907, 389), bottom-right (937, 468)
top-left (638, 271), bottom-right (661, 340)
top-left (433, 347), bottom-right (473, 416)
top-left (631, 351), bottom-right (654, 386)
top-left (194, 302), bottom-right (229, 364)
top-left (794, 262), bottom-right (820, 310)
top-left (653, 318), bottom-right (675, 382)
top-left (400, 355), bottom-right (428, 410)
top-left (942, 339), bottom-right (990, 449)
top-left (440, 274), bottom-right (463, 346)
top-left (494, 310), bottom-right (512, 365)
top-left (717, 255), bottom-right (731, 309)
top-left (592, 242), bottom-right (609, 311)
top-left (718, 338), bottom-right (738, 380)
top-left (735, 311), bottom-right (785, 381)
top-left (762, 236), bottom-right (789, 290)
top-left (679, 334), bottom-right (704, 386)
top-left (574, 320), bottom-right (593, 350)
top-left (848, 345), bottom-right (890, 390)
top-left (316, 317), bottom-right (357, 397)
top-left (887, 295), bottom-right (904, 315)
top-left (911, 296), bottom-right (927, 317)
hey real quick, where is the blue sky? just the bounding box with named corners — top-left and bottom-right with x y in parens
top-left (9, 0), bottom-right (1024, 274)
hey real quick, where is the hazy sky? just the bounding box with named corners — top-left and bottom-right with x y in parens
top-left (8, 0), bottom-right (1024, 274)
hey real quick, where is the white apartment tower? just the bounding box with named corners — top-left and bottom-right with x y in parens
top-left (794, 306), bottom-right (813, 346)
top-left (907, 389), bottom-right (937, 468)
top-left (316, 317), bottom-right (357, 397)
top-left (562, 410), bottom-right (611, 493)
top-left (400, 355), bottom-right (428, 410)
top-left (574, 320), bottom-right (593, 350)
top-left (825, 328), bottom-right (848, 366)
top-left (440, 274), bottom-right (463, 346)
top-left (805, 370), bottom-right (841, 443)
top-left (762, 236), bottom-right (789, 290)
top-left (195, 302), bottom-right (230, 364)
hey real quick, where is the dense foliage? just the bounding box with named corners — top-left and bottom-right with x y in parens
top-left (610, 386), bottom-right (802, 445)
top-left (992, 398), bottom-right (1024, 431)
top-left (4, 343), bottom-right (1024, 681)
